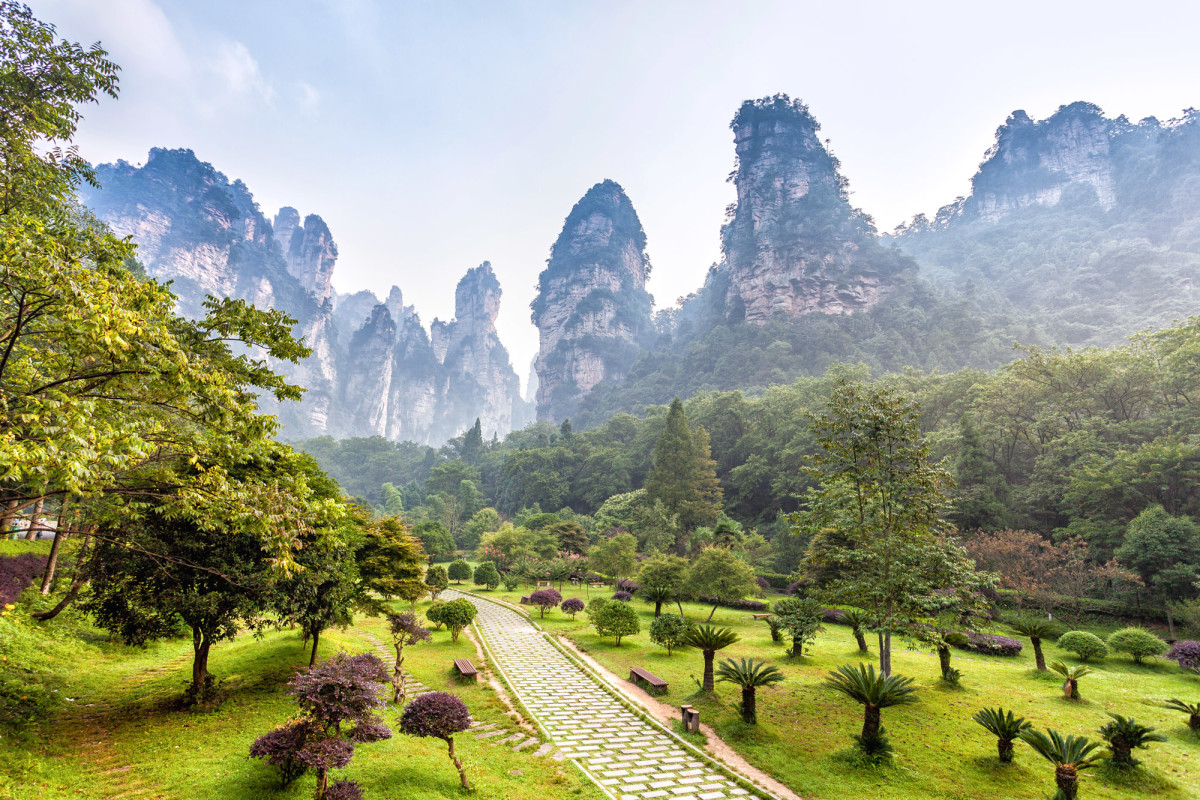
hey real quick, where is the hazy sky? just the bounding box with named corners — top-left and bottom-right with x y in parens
top-left (35, 0), bottom-right (1200, 388)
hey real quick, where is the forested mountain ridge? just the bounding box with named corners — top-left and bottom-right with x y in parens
top-left (895, 102), bottom-right (1200, 346)
top-left (81, 148), bottom-right (532, 443)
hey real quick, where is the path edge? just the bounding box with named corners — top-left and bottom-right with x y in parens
top-left (460, 589), bottom-right (785, 800)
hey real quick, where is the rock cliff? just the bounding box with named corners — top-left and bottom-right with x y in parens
top-left (84, 149), bottom-right (530, 445)
top-left (531, 180), bottom-right (655, 422)
top-left (720, 95), bottom-right (907, 321)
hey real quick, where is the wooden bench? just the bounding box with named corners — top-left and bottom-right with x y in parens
top-left (752, 613), bottom-right (774, 620)
top-left (588, 582), bottom-right (605, 589)
top-left (629, 667), bottom-right (669, 695)
top-left (453, 658), bottom-right (478, 682)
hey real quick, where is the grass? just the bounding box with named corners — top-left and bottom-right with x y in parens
top-left (0, 589), bottom-right (606, 800)
top-left (471, 583), bottom-right (1200, 800)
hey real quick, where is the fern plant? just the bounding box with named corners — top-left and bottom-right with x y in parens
top-left (972, 707), bottom-right (1032, 762)
top-left (1009, 616), bottom-right (1058, 671)
top-left (1164, 698), bottom-right (1200, 731)
top-left (1019, 728), bottom-right (1102, 800)
top-left (1049, 661), bottom-right (1092, 700)
top-left (825, 663), bottom-right (917, 758)
top-left (715, 657), bottom-right (785, 724)
top-left (1098, 713), bottom-right (1167, 768)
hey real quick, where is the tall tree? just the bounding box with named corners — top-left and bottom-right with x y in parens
top-left (461, 419), bottom-right (484, 465)
top-left (796, 380), bottom-right (988, 675)
top-left (644, 399), bottom-right (723, 530)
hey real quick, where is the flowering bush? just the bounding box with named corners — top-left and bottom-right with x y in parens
top-left (1167, 640), bottom-right (1200, 671)
top-left (528, 588), bottom-right (563, 618)
top-left (960, 633), bottom-right (1023, 657)
top-left (561, 598), bottom-right (585, 619)
top-left (612, 590), bottom-right (632, 602)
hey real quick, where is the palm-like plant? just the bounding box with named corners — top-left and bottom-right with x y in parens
top-left (716, 657), bottom-right (784, 724)
top-left (682, 624), bottom-right (739, 692)
top-left (972, 707), bottom-right (1032, 762)
top-left (762, 614), bottom-right (784, 643)
top-left (841, 607), bottom-right (872, 653)
top-left (641, 585), bottom-right (674, 618)
top-left (1049, 661), bottom-right (1092, 700)
top-left (825, 663), bottom-right (917, 756)
top-left (1010, 617), bottom-right (1059, 671)
top-left (1019, 728), bottom-right (1102, 800)
top-left (1164, 698), bottom-right (1200, 731)
top-left (1098, 713), bottom-right (1167, 768)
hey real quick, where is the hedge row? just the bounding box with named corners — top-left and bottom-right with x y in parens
top-left (697, 595), bottom-right (770, 612)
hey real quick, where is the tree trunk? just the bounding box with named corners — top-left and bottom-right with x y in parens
top-left (862, 704), bottom-right (881, 741)
top-left (937, 645), bottom-right (952, 678)
top-left (1188, 713), bottom-right (1199, 731)
top-left (309, 628), bottom-right (321, 666)
top-left (703, 650), bottom-right (715, 692)
top-left (446, 735), bottom-right (470, 789)
top-left (31, 579), bottom-right (85, 620)
top-left (853, 629), bottom-right (869, 653)
top-left (24, 498), bottom-right (43, 540)
top-left (191, 626), bottom-right (212, 702)
top-left (40, 527), bottom-right (66, 594)
top-left (791, 635), bottom-right (803, 657)
top-left (1055, 764), bottom-right (1078, 800)
top-left (879, 631), bottom-right (892, 676)
top-left (741, 687), bottom-right (757, 724)
top-left (1063, 677), bottom-right (1078, 699)
top-left (676, 599), bottom-right (685, 617)
top-left (0, 499), bottom-right (17, 535)
top-left (707, 604), bottom-right (718, 621)
top-left (654, 601), bottom-right (662, 618)
top-left (1031, 637), bottom-right (1047, 671)
top-left (393, 643), bottom-right (407, 703)
top-left (998, 737), bottom-right (1014, 763)
top-left (1110, 736), bottom-right (1133, 767)
top-left (1166, 606), bottom-right (1176, 641)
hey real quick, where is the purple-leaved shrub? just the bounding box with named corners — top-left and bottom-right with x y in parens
top-left (561, 598), bottom-right (585, 619)
top-left (1167, 640), bottom-right (1200, 671)
top-left (529, 588), bottom-right (563, 618)
top-left (399, 691), bottom-right (473, 789)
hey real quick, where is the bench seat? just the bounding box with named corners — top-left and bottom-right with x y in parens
top-left (454, 658), bottom-right (478, 681)
top-left (629, 666), bottom-right (668, 695)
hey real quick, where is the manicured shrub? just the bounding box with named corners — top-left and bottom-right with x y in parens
top-left (528, 588), bottom-right (562, 618)
top-left (561, 597), bottom-right (585, 619)
top-left (472, 562), bottom-right (500, 590)
top-left (447, 560), bottom-right (472, 583)
top-left (438, 598), bottom-right (477, 642)
top-left (615, 578), bottom-right (639, 594)
top-left (425, 601), bottom-right (446, 630)
top-left (1106, 627), bottom-right (1167, 663)
top-left (1166, 639), bottom-right (1200, 671)
top-left (649, 614), bottom-right (690, 655)
top-left (697, 595), bottom-right (768, 612)
top-left (250, 719), bottom-right (318, 788)
top-left (387, 612), bottom-right (431, 703)
top-left (612, 590), bottom-right (632, 602)
top-left (399, 691), bottom-right (472, 789)
top-left (960, 633), bottom-right (1023, 657)
top-left (1057, 630), bottom-right (1107, 662)
top-left (590, 599), bottom-right (640, 646)
top-left (424, 565), bottom-right (448, 599)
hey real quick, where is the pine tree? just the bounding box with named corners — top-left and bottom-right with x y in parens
top-left (645, 399), bottom-right (723, 531)
top-left (688, 426), bottom-right (723, 529)
top-left (461, 419), bottom-right (484, 464)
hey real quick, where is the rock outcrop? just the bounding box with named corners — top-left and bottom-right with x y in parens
top-left (531, 180), bottom-right (655, 422)
top-left (84, 148), bottom-right (530, 445)
top-left (720, 95), bottom-right (907, 322)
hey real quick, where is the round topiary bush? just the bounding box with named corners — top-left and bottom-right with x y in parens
top-left (1106, 627), bottom-right (1168, 664)
top-left (1166, 639), bottom-right (1200, 671)
top-left (649, 614), bottom-right (691, 655)
top-left (1057, 630), bottom-right (1108, 662)
top-left (561, 597), bottom-right (585, 619)
top-left (528, 588), bottom-right (563, 618)
top-left (612, 590), bottom-right (632, 602)
top-left (399, 691), bottom-right (473, 789)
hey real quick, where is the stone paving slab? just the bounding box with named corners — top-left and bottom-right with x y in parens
top-left (444, 590), bottom-right (765, 800)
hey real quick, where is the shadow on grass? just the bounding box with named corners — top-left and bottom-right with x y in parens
top-left (1095, 761), bottom-right (1177, 793)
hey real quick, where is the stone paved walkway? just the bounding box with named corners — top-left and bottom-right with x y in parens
top-left (445, 590), bottom-right (767, 800)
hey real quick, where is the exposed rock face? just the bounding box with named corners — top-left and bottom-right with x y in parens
top-left (85, 148), bottom-right (337, 436)
top-left (720, 95), bottom-right (905, 322)
top-left (531, 180), bottom-right (655, 422)
top-left (972, 103), bottom-right (1117, 222)
top-left (84, 148), bottom-right (530, 445)
top-left (274, 207), bottom-right (338, 303)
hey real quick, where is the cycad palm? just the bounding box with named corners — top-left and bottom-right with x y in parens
top-left (1010, 617), bottom-right (1058, 671)
top-left (1049, 661), bottom-right (1091, 699)
top-left (841, 607), bottom-right (871, 653)
top-left (825, 663), bottom-right (917, 755)
top-left (1098, 713), bottom-right (1167, 768)
top-left (1164, 698), bottom-right (1200, 731)
top-left (972, 707), bottom-right (1032, 762)
top-left (716, 657), bottom-right (784, 724)
top-left (683, 624), bottom-right (739, 692)
top-left (641, 585), bottom-right (674, 618)
top-left (1019, 728), bottom-right (1102, 800)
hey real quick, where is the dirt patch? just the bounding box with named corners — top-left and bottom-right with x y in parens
top-left (555, 635), bottom-right (802, 800)
top-left (463, 624), bottom-right (538, 736)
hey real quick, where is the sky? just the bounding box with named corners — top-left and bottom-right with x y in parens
top-left (35, 0), bottom-right (1200, 390)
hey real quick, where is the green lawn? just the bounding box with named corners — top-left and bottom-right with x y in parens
top-left (470, 584), bottom-right (1200, 800)
top-left (0, 593), bottom-right (605, 800)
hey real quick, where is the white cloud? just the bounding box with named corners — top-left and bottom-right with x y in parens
top-left (297, 81), bottom-right (321, 111)
top-left (209, 40), bottom-right (274, 103)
